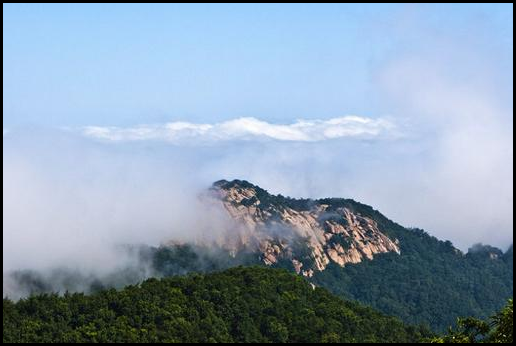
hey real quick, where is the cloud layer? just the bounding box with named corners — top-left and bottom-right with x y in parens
top-left (81, 116), bottom-right (396, 143)
top-left (3, 4), bottom-right (512, 299)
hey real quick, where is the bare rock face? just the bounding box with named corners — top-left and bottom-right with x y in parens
top-left (210, 180), bottom-right (400, 273)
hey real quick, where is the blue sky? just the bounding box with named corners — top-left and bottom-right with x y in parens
top-left (3, 3), bottom-right (512, 127)
top-left (2, 4), bottom-right (514, 254)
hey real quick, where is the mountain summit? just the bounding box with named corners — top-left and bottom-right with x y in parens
top-left (202, 179), bottom-right (512, 331)
top-left (210, 179), bottom-right (400, 277)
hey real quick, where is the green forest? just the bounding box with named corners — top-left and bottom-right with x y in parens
top-left (215, 180), bottom-right (514, 331)
top-left (5, 210), bottom-right (511, 336)
top-left (3, 266), bottom-right (512, 343)
top-left (309, 202), bottom-right (514, 331)
top-left (3, 267), bottom-right (431, 343)
top-left (4, 182), bottom-right (513, 342)
top-left (431, 299), bottom-right (512, 343)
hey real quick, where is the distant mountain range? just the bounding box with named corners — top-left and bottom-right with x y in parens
top-left (154, 179), bottom-right (513, 331)
top-left (4, 179), bottom-right (512, 334)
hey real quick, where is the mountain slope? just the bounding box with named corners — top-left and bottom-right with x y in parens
top-left (5, 179), bottom-right (511, 334)
top-left (2, 267), bottom-right (431, 343)
top-left (200, 179), bottom-right (513, 331)
top-left (210, 179), bottom-right (401, 275)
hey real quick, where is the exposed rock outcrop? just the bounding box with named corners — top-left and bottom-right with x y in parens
top-left (208, 180), bottom-right (400, 273)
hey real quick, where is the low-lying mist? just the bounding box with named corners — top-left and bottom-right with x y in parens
top-left (3, 23), bottom-right (513, 298)
top-left (3, 131), bottom-right (241, 298)
top-left (3, 4), bottom-right (513, 301)
top-left (3, 124), bottom-right (513, 299)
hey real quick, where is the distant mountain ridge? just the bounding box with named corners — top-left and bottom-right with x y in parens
top-left (196, 179), bottom-right (512, 331)
top-left (4, 179), bottom-right (511, 333)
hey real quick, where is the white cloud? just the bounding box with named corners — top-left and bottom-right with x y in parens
top-left (82, 116), bottom-right (396, 143)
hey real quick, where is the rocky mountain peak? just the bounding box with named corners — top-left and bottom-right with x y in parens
top-left (210, 180), bottom-right (401, 276)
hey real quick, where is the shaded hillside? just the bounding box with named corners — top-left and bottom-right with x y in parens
top-left (4, 180), bottom-right (512, 334)
top-left (2, 267), bottom-right (431, 343)
top-left (209, 180), bottom-right (514, 331)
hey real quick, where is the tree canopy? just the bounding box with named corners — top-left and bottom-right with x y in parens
top-left (3, 266), bottom-right (431, 343)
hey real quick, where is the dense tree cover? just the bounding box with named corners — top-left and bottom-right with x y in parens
top-left (310, 212), bottom-right (513, 332)
top-left (215, 181), bottom-right (513, 331)
top-left (150, 244), bottom-right (260, 277)
top-left (207, 181), bottom-right (514, 332)
top-left (6, 180), bottom-right (512, 338)
top-left (2, 267), bottom-right (431, 343)
top-left (430, 299), bottom-right (513, 343)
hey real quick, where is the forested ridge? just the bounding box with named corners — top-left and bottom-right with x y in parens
top-left (216, 180), bottom-right (514, 331)
top-left (3, 266), bottom-right (431, 343)
top-left (4, 182), bottom-right (513, 340)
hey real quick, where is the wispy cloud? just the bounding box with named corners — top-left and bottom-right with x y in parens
top-left (81, 116), bottom-right (396, 143)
